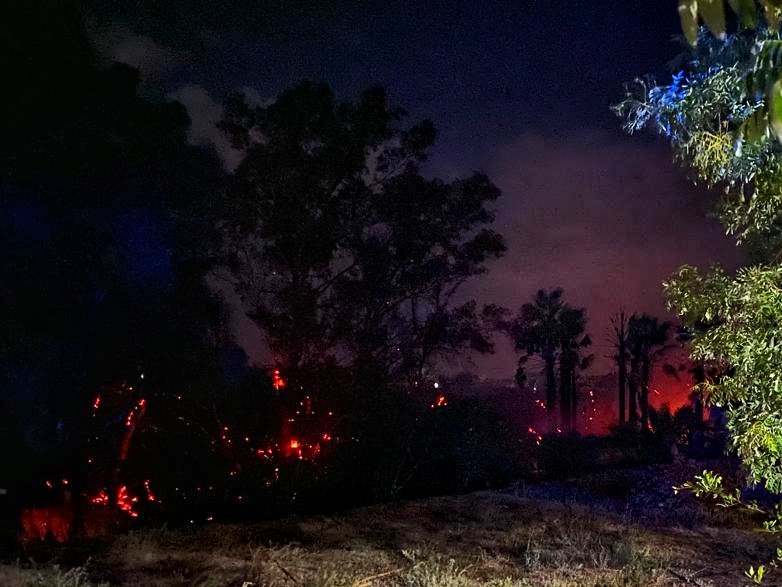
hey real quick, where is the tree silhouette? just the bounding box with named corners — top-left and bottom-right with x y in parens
top-left (610, 311), bottom-right (629, 425)
top-left (558, 307), bottom-right (592, 433)
top-left (627, 315), bottom-right (672, 430)
top-left (509, 289), bottom-right (590, 432)
top-left (510, 289), bottom-right (565, 426)
top-left (220, 82), bottom-right (505, 383)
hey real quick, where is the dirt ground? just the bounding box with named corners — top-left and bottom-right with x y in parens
top-left (1, 480), bottom-right (779, 587)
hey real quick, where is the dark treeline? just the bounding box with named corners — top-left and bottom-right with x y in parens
top-left (0, 2), bottom-right (713, 547)
top-left (0, 1), bottom-right (524, 540)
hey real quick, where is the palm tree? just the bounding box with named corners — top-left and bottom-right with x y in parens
top-left (628, 314), bottom-right (672, 430)
top-left (558, 307), bottom-right (592, 433)
top-left (610, 311), bottom-right (629, 425)
top-left (511, 289), bottom-right (591, 432)
top-left (510, 289), bottom-right (564, 429)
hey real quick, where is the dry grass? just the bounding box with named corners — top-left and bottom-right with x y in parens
top-left (0, 562), bottom-right (109, 587)
top-left (2, 491), bottom-right (779, 586)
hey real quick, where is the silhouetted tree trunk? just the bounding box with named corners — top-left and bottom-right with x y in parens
top-left (612, 312), bottom-right (628, 425)
top-left (543, 349), bottom-right (557, 428)
top-left (640, 356), bottom-right (651, 429)
top-left (559, 355), bottom-right (570, 433)
top-left (626, 314), bottom-right (671, 428)
top-left (628, 356), bottom-right (639, 423)
top-left (618, 347), bottom-right (627, 424)
top-left (571, 369), bottom-right (578, 433)
top-left (615, 312), bottom-right (627, 425)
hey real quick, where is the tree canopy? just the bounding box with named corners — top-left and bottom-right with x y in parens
top-left (674, 1), bottom-right (782, 144)
top-left (617, 15), bottom-right (782, 491)
top-left (220, 82), bottom-right (506, 382)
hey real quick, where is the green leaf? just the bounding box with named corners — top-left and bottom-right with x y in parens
top-left (679, 0), bottom-right (700, 46)
top-left (727, 0), bottom-right (758, 28)
top-left (739, 109), bottom-right (770, 143)
top-left (700, 0), bottom-right (727, 39)
top-left (762, 0), bottom-right (782, 32)
top-left (768, 78), bottom-right (782, 140)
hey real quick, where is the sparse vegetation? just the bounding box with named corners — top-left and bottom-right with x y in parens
top-left (2, 482), bottom-right (775, 587)
top-left (0, 563), bottom-right (109, 587)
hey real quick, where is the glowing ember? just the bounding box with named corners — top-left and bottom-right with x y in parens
top-left (119, 398), bottom-right (147, 462)
top-left (91, 490), bottom-right (109, 506)
top-left (143, 479), bottom-right (157, 502)
top-left (272, 368), bottom-right (286, 391)
top-left (527, 426), bottom-right (543, 445)
top-left (125, 398), bottom-right (147, 427)
top-left (116, 485), bottom-right (139, 518)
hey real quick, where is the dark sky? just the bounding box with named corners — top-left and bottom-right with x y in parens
top-left (85, 0), bottom-right (743, 377)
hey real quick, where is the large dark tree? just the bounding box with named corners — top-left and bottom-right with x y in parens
top-left (219, 82), bottom-right (505, 383)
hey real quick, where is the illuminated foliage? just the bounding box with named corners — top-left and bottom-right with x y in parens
top-left (666, 265), bottom-right (782, 491)
top-left (614, 28), bottom-right (782, 246)
top-left (675, 1), bottom-right (782, 144)
top-left (674, 469), bottom-right (782, 581)
top-left (619, 1), bottom-right (782, 503)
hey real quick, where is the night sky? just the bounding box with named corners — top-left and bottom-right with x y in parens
top-left (85, 1), bottom-right (743, 377)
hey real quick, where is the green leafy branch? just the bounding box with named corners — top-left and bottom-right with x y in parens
top-left (679, 1), bottom-right (782, 141)
top-left (675, 469), bottom-right (782, 582)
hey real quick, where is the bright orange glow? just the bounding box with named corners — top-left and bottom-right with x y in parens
top-left (120, 398), bottom-right (147, 462)
top-left (143, 479), bottom-right (157, 502)
top-left (272, 368), bottom-right (286, 390)
top-left (20, 503), bottom-right (73, 544)
top-left (91, 490), bottom-right (109, 506)
top-left (116, 485), bottom-right (139, 518)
